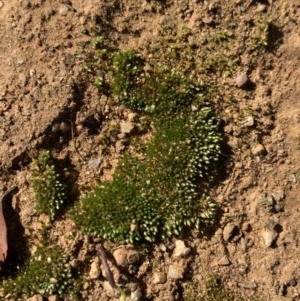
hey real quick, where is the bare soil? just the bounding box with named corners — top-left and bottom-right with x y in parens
top-left (1, 0), bottom-right (300, 300)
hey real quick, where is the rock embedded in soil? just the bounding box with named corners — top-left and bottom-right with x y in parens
top-left (272, 190), bottom-right (285, 202)
top-left (89, 261), bottom-right (101, 279)
top-left (262, 229), bottom-right (277, 247)
top-left (173, 240), bottom-right (190, 258)
top-left (153, 272), bottom-right (167, 284)
top-left (19, 73), bottom-right (27, 87)
top-left (202, 16), bottom-right (213, 24)
top-left (121, 121), bottom-right (134, 134)
top-left (257, 4), bottom-right (267, 12)
top-left (58, 5), bottom-right (68, 16)
top-left (103, 281), bottom-right (119, 298)
top-left (113, 248), bottom-right (128, 266)
top-left (168, 265), bottom-right (183, 279)
top-left (242, 116), bottom-right (254, 127)
top-left (218, 255), bottom-right (230, 266)
top-left (236, 73), bottom-right (248, 88)
top-left (88, 158), bottom-right (101, 169)
top-left (223, 223), bottom-right (236, 241)
top-left (159, 243), bottom-right (167, 252)
top-left (251, 143), bottom-right (266, 156)
top-left (131, 288), bottom-right (142, 301)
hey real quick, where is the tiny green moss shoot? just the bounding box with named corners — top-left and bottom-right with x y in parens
top-left (30, 151), bottom-right (66, 221)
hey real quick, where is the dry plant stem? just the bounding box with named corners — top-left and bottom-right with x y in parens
top-left (0, 187), bottom-right (17, 265)
top-left (96, 244), bottom-right (126, 301)
top-left (96, 244), bottom-right (116, 288)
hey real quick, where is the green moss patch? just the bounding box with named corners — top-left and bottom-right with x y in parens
top-left (70, 48), bottom-right (221, 243)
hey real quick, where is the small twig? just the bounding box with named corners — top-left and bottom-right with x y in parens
top-left (96, 244), bottom-right (126, 301)
top-left (96, 244), bottom-right (116, 288)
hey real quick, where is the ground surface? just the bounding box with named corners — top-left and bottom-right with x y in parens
top-left (0, 0), bottom-right (300, 300)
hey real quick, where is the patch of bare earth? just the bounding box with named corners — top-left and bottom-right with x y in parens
top-left (0, 0), bottom-right (300, 300)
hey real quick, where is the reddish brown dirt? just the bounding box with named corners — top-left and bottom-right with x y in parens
top-left (1, 0), bottom-right (300, 300)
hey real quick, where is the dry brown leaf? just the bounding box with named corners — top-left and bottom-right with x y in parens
top-left (0, 187), bottom-right (16, 267)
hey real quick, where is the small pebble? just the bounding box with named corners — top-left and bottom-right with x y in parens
top-left (59, 121), bottom-right (70, 132)
top-left (173, 240), bottom-right (190, 258)
top-left (89, 261), bottom-right (101, 279)
top-left (19, 73), bottom-right (27, 87)
top-left (218, 255), bottom-right (230, 266)
top-left (128, 112), bottom-right (136, 122)
top-left (251, 143), bottom-right (266, 156)
top-left (103, 281), bottom-right (119, 298)
top-left (52, 123), bottom-right (60, 133)
top-left (113, 248), bottom-right (128, 266)
top-left (131, 288), bottom-right (142, 301)
top-left (153, 272), bottom-right (167, 284)
top-left (159, 243), bottom-right (167, 252)
top-left (272, 191), bottom-right (285, 202)
top-left (59, 5), bottom-right (68, 16)
top-left (29, 69), bottom-right (36, 77)
top-left (236, 73), bottom-right (248, 88)
top-left (17, 58), bottom-right (25, 65)
top-left (274, 204), bottom-right (283, 212)
top-left (289, 174), bottom-right (296, 183)
top-left (191, 105), bottom-right (198, 112)
top-left (168, 265), bottom-right (183, 279)
top-left (262, 229), bottom-right (277, 247)
top-left (121, 121), bottom-right (134, 133)
top-left (242, 116), bottom-right (254, 127)
top-left (88, 158), bottom-right (101, 169)
top-left (257, 4), bottom-right (267, 12)
top-left (202, 16), bottom-right (213, 24)
top-left (223, 223), bottom-right (236, 242)
top-left (79, 16), bottom-right (86, 25)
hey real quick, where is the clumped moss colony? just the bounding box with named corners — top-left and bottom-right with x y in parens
top-left (2, 245), bottom-right (82, 299)
top-left (71, 48), bottom-right (221, 243)
top-left (185, 276), bottom-right (249, 301)
top-left (30, 151), bottom-right (66, 221)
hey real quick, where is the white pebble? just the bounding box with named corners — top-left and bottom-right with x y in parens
top-left (173, 240), bottom-right (190, 258)
top-left (262, 229), bottom-right (277, 247)
top-left (89, 261), bottom-right (101, 279)
top-left (168, 265), bottom-right (183, 279)
top-left (236, 73), bottom-right (248, 88)
top-left (59, 5), bottom-right (68, 16)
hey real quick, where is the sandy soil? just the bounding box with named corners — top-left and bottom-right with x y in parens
top-left (1, 0), bottom-right (300, 300)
